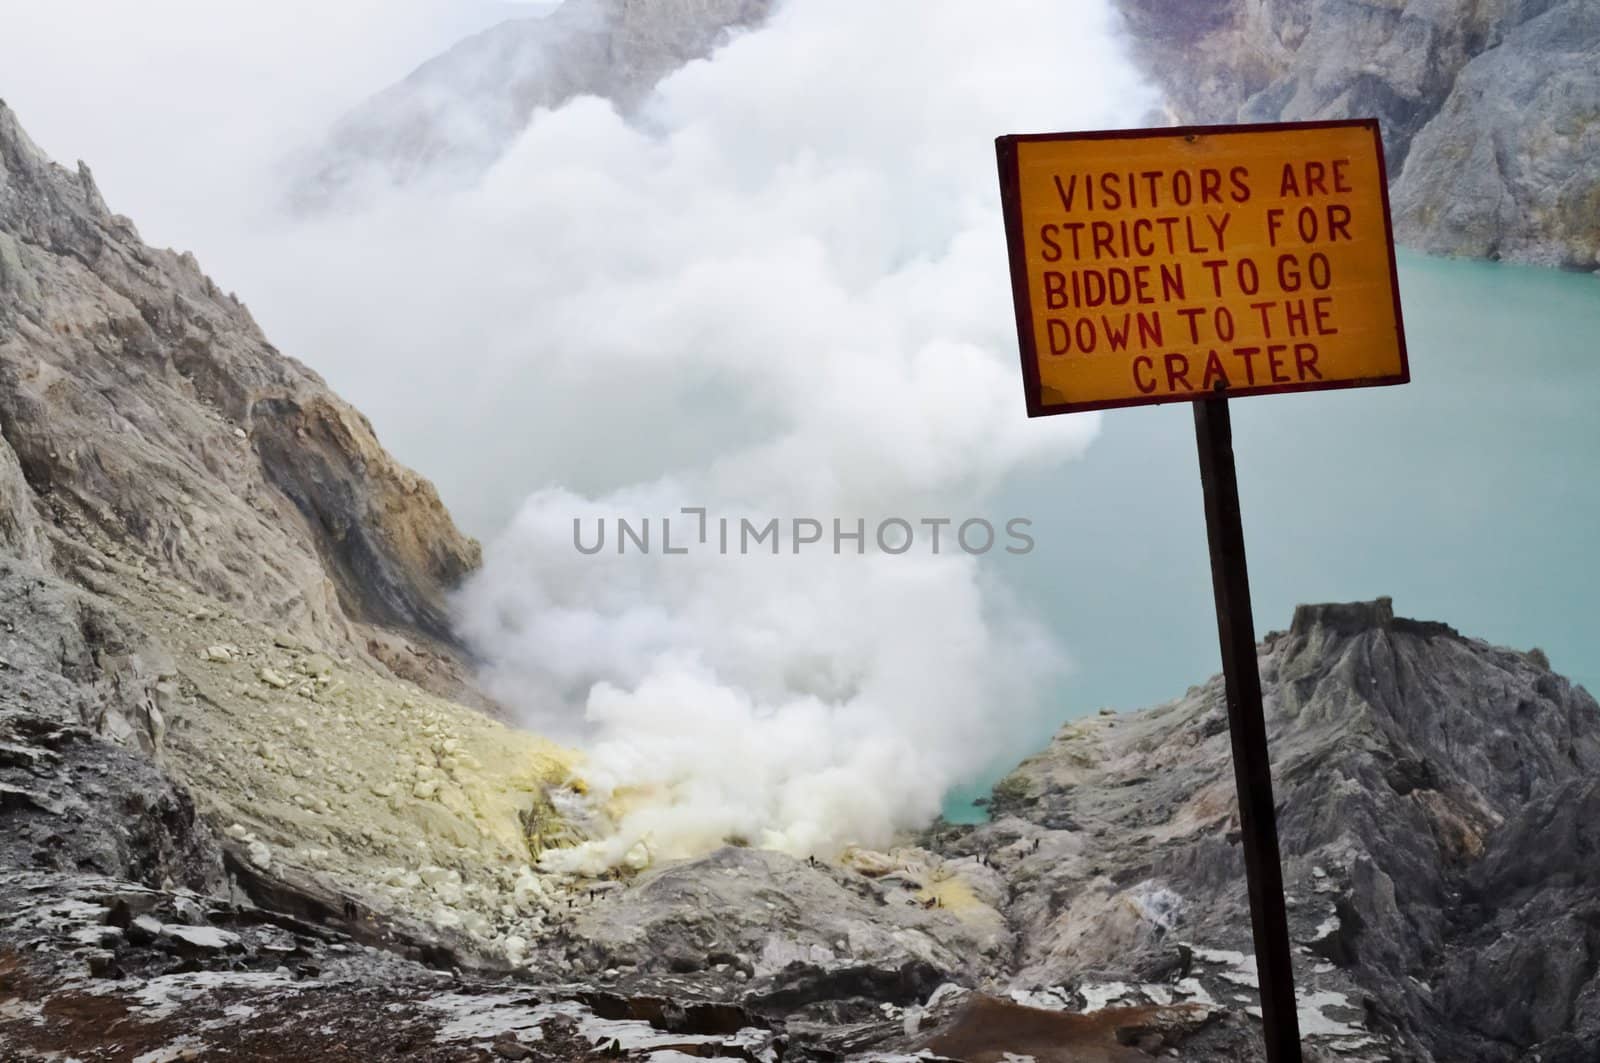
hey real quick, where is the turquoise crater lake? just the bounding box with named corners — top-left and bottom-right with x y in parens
top-left (948, 252), bottom-right (1600, 822)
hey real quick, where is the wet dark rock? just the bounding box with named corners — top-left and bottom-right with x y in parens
top-left (746, 959), bottom-right (946, 1015)
top-left (579, 990), bottom-right (765, 1036)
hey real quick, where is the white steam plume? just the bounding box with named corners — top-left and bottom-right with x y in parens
top-left (437, 0), bottom-right (1157, 871)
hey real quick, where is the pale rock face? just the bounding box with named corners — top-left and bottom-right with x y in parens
top-left (1389, 4), bottom-right (1600, 267)
top-left (1111, 0), bottom-right (1600, 269)
top-left (563, 844), bottom-right (1013, 987)
top-left (0, 99), bottom-right (482, 674)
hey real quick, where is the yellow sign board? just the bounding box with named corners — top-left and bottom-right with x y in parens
top-left (996, 120), bottom-right (1409, 416)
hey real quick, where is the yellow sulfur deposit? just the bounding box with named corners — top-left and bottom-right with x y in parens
top-left (94, 558), bottom-right (587, 960)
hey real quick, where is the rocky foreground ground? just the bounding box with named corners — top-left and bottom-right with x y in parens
top-left (4, 595), bottom-right (1598, 1062)
top-left (4, 78), bottom-right (1600, 1063)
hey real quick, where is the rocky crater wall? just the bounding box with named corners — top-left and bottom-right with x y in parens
top-left (1113, 0), bottom-right (1600, 269)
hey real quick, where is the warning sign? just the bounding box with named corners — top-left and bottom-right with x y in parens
top-left (996, 119), bottom-right (1409, 416)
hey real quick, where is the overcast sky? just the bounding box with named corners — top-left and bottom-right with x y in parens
top-left (0, 1), bottom-right (552, 256)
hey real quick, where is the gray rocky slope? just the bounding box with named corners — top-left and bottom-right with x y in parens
top-left (4, 100), bottom-right (1600, 1060)
top-left (1113, 0), bottom-right (1600, 270)
top-left (0, 92), bottom-right (596, 964)
top-left (295, 0), bottom-right (774, 206)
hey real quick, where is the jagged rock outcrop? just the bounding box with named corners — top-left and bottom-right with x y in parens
top-left (295, 0), bottom-right (775, 205)
top-left (1113, 0), bottom-right (1600, 269)
top-left (971, 597), bottom-right (1600, 1062)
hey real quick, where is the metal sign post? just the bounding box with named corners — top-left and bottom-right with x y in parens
top-left (995, 119), bottom-right (1413, 1063)
top-left (1194, 384), bottom-right (1302, 1063)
